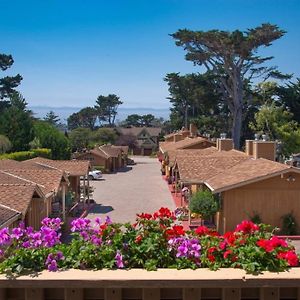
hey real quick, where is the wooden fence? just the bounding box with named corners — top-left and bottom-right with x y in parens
top-left (0, 268), bottom-right (300, 300)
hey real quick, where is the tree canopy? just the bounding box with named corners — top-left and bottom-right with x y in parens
top-left (0, 53), bottom-right (22, 100)
top-left (171, 23), bottom-right (287, 148)
top-left (95, 94), bottom-right (123, 126)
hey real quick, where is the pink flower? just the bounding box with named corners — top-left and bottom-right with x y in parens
top-left (115, 251), bottom-right (124, 268)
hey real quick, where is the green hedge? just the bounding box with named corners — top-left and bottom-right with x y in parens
top-left (0, 148), bottom-right (52, 161)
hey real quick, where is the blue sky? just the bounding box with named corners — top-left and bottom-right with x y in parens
top-left (1, 0), bottom-right (300, 109)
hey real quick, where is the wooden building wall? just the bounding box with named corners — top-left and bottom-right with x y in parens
top-left (217, 172), bottom-right (300, 233)
top-left (25, 198), bottom-right (49, 230)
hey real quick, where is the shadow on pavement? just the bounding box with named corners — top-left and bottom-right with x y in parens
top-left (89, 204), bottom-right (114, 214)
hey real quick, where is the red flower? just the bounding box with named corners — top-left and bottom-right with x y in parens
top-left (223, 249), bottom-right (232, 259)
top-left (235, 220), bottom-right (259, 234)
top-left (257, 239), bottom-right (274, 252)
top-left (269, 236), bottom-right (288, 248)
top-left (277, 250), bottom-right (299, 266)
top-left (207, 247), bottom-right (217, 262)
top-left (137, 213), bottom-right (152, 220)
top-left (165, 225), bottom-right (185, 238)
top-left (135, 235), bottom-right (143, 244)
top-left (153, 207), bottom-right (176, 220)
top-left (223, 231), bottom-right (236, 245)
top-left (195, 226), bottom-right (209, 236)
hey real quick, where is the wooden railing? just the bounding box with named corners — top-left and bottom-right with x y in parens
top-left (0, 268), bottom-right (300, 300)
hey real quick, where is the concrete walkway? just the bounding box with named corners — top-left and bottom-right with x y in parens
top-left (87, 156), bottom-right (175, 224)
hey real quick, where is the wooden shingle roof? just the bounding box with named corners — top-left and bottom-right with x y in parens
top-left (160, 137), bottom-right (215, 153)
top-left (23, 157), bottom-right (90, 176)
top-left (206, 158), bottom-right (294, 193)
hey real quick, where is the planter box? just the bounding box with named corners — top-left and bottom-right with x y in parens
top-left (0, 268), bottom-right (300, 299)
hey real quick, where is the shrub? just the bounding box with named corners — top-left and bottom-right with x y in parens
top-left (0, 148), bottom-right (52, 161)
top-left (190, 190), bottom-right (219, 220)
top-left (0, 135), bottom-right (12, 154)
top-left (281, 212), bottom-right (298, 235)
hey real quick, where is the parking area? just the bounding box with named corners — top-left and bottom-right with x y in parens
top-left (87, 156), bottom-right (175, 224)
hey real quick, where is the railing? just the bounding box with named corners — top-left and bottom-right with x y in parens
top-left (0, 268), bottom-right (300, 300)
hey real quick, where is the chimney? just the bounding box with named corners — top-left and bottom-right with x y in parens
top-left (253, 141), bottom-right (276, 161)
top-left (217, 133), bottom-right (233, 151)
top-left (189, 123), bottom-right (198, 137)
top-left (173, 134), bottom-right (184, 142)
top-left (245, 140), bottom-right (253, 156)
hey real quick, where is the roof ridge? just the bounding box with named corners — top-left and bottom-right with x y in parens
top-left (1, 170), bottom-right (46, 188)
top-left (0, 203), bottom-right (21, 214)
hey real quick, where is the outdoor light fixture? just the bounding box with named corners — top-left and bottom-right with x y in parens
top-left (286, 175), bottom-right (296, 182)
top-left (254, 133), bottom-right (260, 141)
top-left (220, 133), bottom-right (227, 139)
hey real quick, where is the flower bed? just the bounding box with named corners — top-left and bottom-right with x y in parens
top-left (0, 208), bottom-right (298, 275)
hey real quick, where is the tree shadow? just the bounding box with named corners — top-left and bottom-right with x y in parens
top-left (89, 204), bottom-right (114, 214)
top-left (117, 166), bottom-right (133, 173)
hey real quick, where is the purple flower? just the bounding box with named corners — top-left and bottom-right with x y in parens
top-left (0, 228), bottom-right (11, 246)
top-left (115, 250), bottom-right (124, 268)
top-left (105, 216), bottom-right (112, 225)
top-left (71, 218), bottom-right (91, 232)
top-left (91, 235), bottom-right (102, 246)
top-left (11, 227), bottom-right (24, 240)
top-left (47, 260), bottom-right (58, 272)
top-left (95, 217), bottom-right (101, 225)
top-left (168, 237), bottom-right (201, 260)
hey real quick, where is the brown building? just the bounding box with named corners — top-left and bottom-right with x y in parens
top-left (173, 137), bottom-right (300, 233)
top-left (117, 127), bottom-right (162, 155)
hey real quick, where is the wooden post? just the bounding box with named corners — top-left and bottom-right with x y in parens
top-left (87, 173), bottom-right (90, 207)
top-left (62, 184), bottom-right (66, 221)
top-left (83, 176), bottom-right (86, 209)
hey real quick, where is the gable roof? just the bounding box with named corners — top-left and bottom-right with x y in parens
top-left (205, 158), bottom-right (295, 193)
top-left (176, 152), bottom-right (249, 184)
top-left (117, 127), bottom-right (162, 137)
top-left (0, 205), bottom-right (21, 227)
top-left (160, 137), bottom-right (215, 153)
top-left (167, 147), bottom-right (219, 167)
top-left (2, 169), bottom-right (67, 195)
top-left (0, 184), bottom-right (43, 216)
top-left (23, 157), bottom-right (90, 176)
top-left (99, 145), bottom-right (122, 158)
top-left (112, 145), bottom-right (129, 154)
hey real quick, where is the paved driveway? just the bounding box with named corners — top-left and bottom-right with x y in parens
top-left (87, 156), bottom-right (175, 224)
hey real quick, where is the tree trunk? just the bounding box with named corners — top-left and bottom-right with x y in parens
top-left (184, 105), bottom-right (188, 129)
top-left (232, 106), bottom-right (242, 149)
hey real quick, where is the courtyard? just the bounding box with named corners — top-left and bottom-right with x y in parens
top-left (87, 156), bottom-right (175, 224)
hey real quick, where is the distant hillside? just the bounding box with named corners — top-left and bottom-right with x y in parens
top-left (29, 106), bottom-right (170, 124)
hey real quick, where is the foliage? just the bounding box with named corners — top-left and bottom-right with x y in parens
top-left (281, 212), bottom-right (298, 235)
top-left (44, 111), bottom-right (60, 127)
top-left (67, 107), bottom-right (97, 130)
top-left (250, 103), bottom-right (300, 157)
top-left (95, 94), bottom-right (123, 126)
top-left (0, 135), bottom-right (12, 154)
top-left (171, 23), bottom-right (288, 148)
top-left (0, 53), bottom-right (22, 100)
top-left (69, 128), bottom-right (92, 151)
top-left (248, 211), bottom-right (262, 224)
top-left (34, 121), bottom-right (71, 160)
top-left (124, 114), bottom-right (158, 127)
top-left (0, 148), bottom-right (52, 161)
top-left (91, 128), bottom-right (118, 145)
top-left (165, 72), bottom-right (222, 131)
top-left (0, 210), bottom-right (298, 275)
top-left (189, 190), bottom-right (219, 220)
top-left (0, 93), bottom-right (34, 151)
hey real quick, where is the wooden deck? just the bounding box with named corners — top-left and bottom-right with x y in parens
top-left (0, 268), bottom-right (300, 299)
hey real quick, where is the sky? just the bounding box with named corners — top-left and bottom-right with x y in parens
top-left (1, 0), bottom-right (300, 109)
